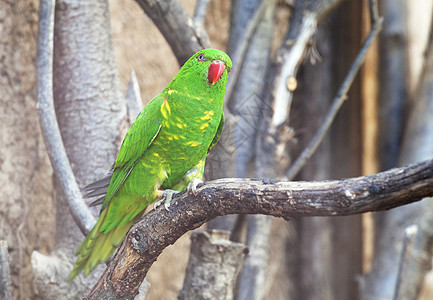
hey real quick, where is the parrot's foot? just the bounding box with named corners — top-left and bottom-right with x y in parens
top-left (187, 178), bottom-right (203, 195)
top-left (154, 189), bottom-right (180, 211)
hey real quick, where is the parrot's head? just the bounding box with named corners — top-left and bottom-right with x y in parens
top-left (165, 49), bottom-right (231, 105)
top-left (178, 49), bottom-right (232, 87)
top-left (194, 49), bottom-right (231, 85)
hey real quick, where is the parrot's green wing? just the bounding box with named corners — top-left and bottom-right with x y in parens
top-left (101, 96), bottom-right (163, 212)
top-left (208, 113), bottom-right (224, 152)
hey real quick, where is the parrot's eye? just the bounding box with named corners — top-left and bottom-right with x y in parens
top-left (197, 53), bottom-right (206, 62)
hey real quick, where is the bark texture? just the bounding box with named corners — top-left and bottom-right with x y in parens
top-left (0, 1), bottom-right (54, 299)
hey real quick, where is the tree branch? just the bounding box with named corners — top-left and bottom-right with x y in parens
top-left (86, 158), bottom-right (433, 299)
top-left (135, 0), bottom-right (211, 65)
top-left (36, 0), bottom-right (95, 235)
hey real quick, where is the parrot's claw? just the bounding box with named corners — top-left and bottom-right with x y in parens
top-left (154, 179), bottom-right (202, 211)
top-left (154, 189), bottom-right (180, 211)
top-left (187, 178), bottom-right (203, 195)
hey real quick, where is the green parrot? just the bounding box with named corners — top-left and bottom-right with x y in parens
top-left (68, 49), bottom-right (232, 280)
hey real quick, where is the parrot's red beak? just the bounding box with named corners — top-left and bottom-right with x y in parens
top-left (208, 60), bottom-right (226, 85)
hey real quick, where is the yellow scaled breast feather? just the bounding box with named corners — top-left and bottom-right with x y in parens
top-left (160, 100), bottom-right (171, 119)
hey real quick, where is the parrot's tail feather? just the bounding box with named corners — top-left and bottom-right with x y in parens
top-left (100, 199), bottom-right (147, 233)
top-left (82, 173), bottom-right (113, 202)
top-left (83, 172), bottom-right (113, 191)
top-left (84, 187), bottom-right (109, 199)
top-left (82, 173), bottom-right (113, 208)
top-left (68, 208), bottom-right (133, 281)
top-left (88, 196), bottom-right (105, 207)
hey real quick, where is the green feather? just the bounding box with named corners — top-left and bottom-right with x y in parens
top-left (104, 98), bottom-right (163, 209)
top-left (208, 114), bottom-right (224, 153)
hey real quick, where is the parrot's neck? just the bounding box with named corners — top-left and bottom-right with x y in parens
top-left (163, 89), bottom-right (223, 118)
top-left (164, 68), bottom-right (228, 109)
top-left (164, 82), bottom-right (226, 114)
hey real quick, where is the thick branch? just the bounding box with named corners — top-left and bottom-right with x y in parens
top-left (87, 158), bottom-right (433, 299)
top-left (135, 0), bottom-right (211, 65)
